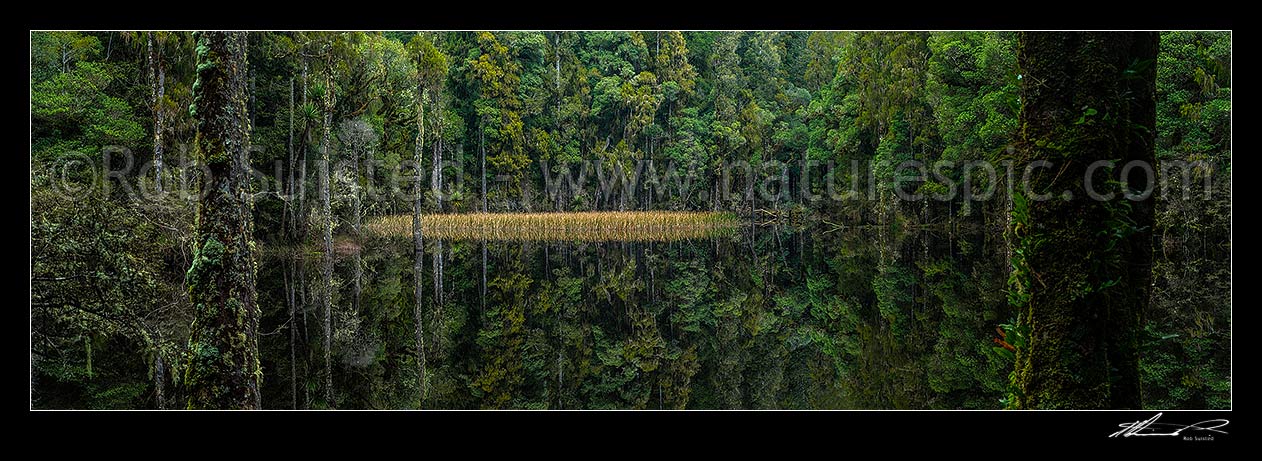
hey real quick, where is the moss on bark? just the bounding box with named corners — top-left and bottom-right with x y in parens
top-left (183, 31), bottom-right (261, 410)
top-left (1010, 32), bottom-right (1157, 409)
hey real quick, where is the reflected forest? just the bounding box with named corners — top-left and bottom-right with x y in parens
top-left (31, 31), bottom-right (1230, 410)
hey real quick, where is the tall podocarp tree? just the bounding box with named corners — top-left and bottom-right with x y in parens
top-left (1010, 32), bottom-right (1158, 409)
top-left (184, 31), bottom-right (261, 409)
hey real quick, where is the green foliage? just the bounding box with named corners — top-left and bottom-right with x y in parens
top-left (1142, 31), bottom-right (1231, 410)
top-left (926, 32), bottom-right (1018, 163)
top-left (31, 182), bottom-right (191, 409)
top-left (32, 61), bottom-right (146, 159)
top-left (31, 31), bottom-right (102, 81)
top-left (1155, 32), bottom-right (1231, 164)
top-left (29, 31), bottom-right (1230, 410)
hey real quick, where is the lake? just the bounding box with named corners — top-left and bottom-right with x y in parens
top-left (257, 225), bottom-right (1010, 409)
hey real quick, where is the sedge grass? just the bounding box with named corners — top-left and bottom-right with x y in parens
top-left (365, 211), bottom-right (738, 242)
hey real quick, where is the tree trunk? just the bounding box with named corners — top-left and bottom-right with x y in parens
top-left (432, 240), bottom-right (441, 305)
top-left (1011, 32), bottom-right (1157, 409)
top-left (153, 350), bottom-right (165, 410)
top-left (323, 275), bottom-right (332, 409)
top-left (481, 119), bottom-right (487, 213)
top-left (554, 33), bottom-right (563, 212)
top-left (353, 252), bottom-right (362, 314)
top-left (481, 240), bottom-right (487, 314)
top-left (148, 33), bottom-right (165, 193)
top-left (184, 31), bottom-right (260, 409)
top-left (286, 77), bottom-right (295, 239)
top-left (320, 56), bottom-right (336, 409)
top-left (351, 154), bottom-right (362, 236)
top-left (432, 101), bottom-right (443, 212)
top-left (432, 239), bottom-right (444, 353)
top-left (1113, 33), bottom-right (1159, 410)
top-left (287, 259), bottom-right (297, 410)
top-left (414, 88), bottom-right (428, 404)
top-left (298, 259), bottom-right (308, 409)
top-left (298, 61), bottom-right (310, 241)
top-left (711, 176), bottom-right (718, 211)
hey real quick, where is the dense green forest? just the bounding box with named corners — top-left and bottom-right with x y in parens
top-left (30, 31), bottom-right (1230, 409)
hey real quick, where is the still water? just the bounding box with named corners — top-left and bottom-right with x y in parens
top-left (257, 226), bottom-right (1010, 409)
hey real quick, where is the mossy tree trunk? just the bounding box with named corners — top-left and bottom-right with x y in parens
top-left (184, 31), bottom-right (260, 409)
top-left (1113, 34), bottom-right (1158, 410)
top-left (1011, 32), bottom-right (1157, 409)
top-left (147, 32), bottom-right (166, 193)
top-left (320, 54), bottom-right (336, 409)
top-left (414, 88), bottom-right (427, 403)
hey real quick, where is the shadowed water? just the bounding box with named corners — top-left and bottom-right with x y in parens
top-left (258, 225), bottom-right (1010, 409)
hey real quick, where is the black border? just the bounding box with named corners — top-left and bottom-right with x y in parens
top-left (23, 7), bottom-right (1236, 30)
top-left (27, 9), bottom-right (1234, 454)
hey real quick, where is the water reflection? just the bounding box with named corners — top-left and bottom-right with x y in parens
top-left (258, 226), bottom-right (1010, 409)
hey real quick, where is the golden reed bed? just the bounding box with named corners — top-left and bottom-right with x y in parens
top-left (364, 211), bottom-right (739, 242)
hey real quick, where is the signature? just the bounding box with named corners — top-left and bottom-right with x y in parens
top-left (1109, 413), bottom-right (1230, 438)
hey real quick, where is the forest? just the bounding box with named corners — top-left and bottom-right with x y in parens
top-left (30, 31), bottom-right (1230, 409)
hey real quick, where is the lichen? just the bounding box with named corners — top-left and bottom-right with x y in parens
top-left (182, 32), bottom-right (261, 410)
